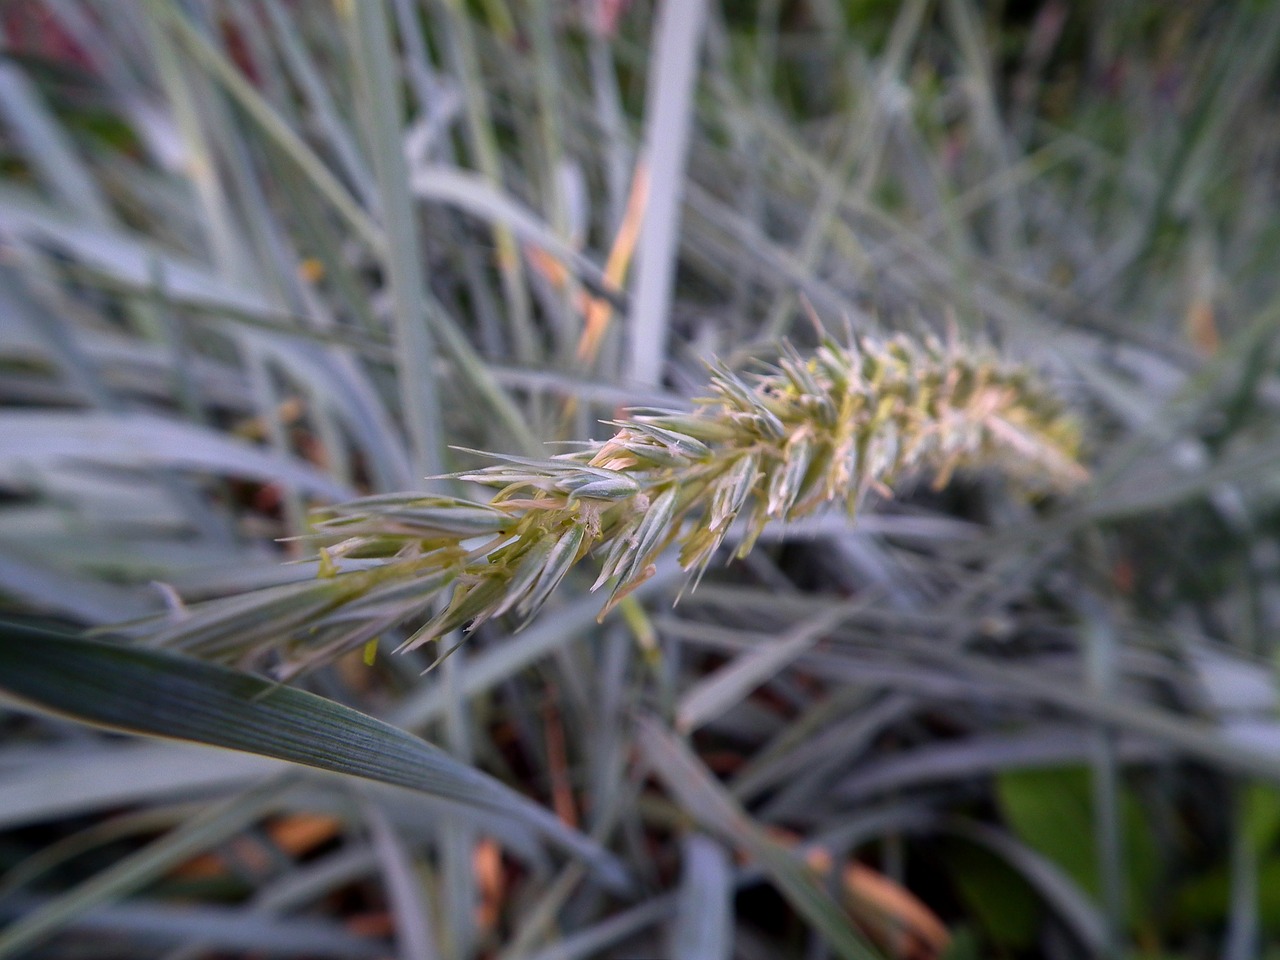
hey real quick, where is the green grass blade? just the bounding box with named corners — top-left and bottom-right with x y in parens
top-left (513, 896), bottom-right (678, 960)
top-left (438, 0), bottom-right (536, 362)
top-left (0, 549), bottom-right (154, 624)
top-left (153, 3), bottom-right (384, 255)
top-left (0, 24), bottom-right (112, 227)
top-left (636, 714), bottom-right (886, 960)
top-left (410, 164), bottom-right (612, 295)
top-left (345, 0), bottom-right (448, 482)
top-left (0, 894), bottom-right (386, 959)
top-left (0, 740), bottom-right (281, 831)
top-left (260, 0), bottom-right (377, 209)
top-left (364, 798), bottom-right (443, 960)
top-left (0, 777), bottom-right (288, 959)
top-left (0, 622), bottom-right (631, 894)
top-left (668, 834), bottom-right (733, 960)
top-left (949, 821), bottom-right (1106, 955)
top-left (0, 410), bottom-right (351, 500)
top-left (676, 605), bottom-right (851, 734)
top-left (628, 0), bottom-right (709, 385)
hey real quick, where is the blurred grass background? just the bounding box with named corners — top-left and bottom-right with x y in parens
top-left (2, 0), bottom-right (1280, 957)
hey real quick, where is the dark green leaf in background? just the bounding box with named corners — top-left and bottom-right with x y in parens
top-left (996, 766), bottom-right (1160, 933)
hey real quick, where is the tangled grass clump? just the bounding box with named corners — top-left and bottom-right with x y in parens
top-left (148, 332), bottom-right (1085, 672)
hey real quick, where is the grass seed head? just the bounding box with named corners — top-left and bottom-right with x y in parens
top-left (147, 333), bottom-right (1086, 664)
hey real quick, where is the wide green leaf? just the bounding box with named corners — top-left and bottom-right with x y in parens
top-left (996, 766), bottom-right (1160, 932)
top-left (0, 622), bottom-right (629, 893)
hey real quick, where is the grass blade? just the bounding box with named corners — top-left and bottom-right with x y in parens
top-left (0, 777), bottom-right (288, 959)
top-left (628, 0), bottom-right (710, 385)
top-left (0, 622), bottom-right (630, 893)
top-left (676, 606), bottom-right (851, 733)
top-left (364, 798), bottom-right (442, 960)
top-left (0, 410), bottom-right (352, 500)
top-left (0, 23), bottom-right (111, 226)
top-left (0, 894), bottom-right (386, 959)
top-left (0, 740), bottom-right (281, 831)
top-left (636, 713), bottom-right (886, 960)
top-left (154, 3), bottom-right (384, 255)
top-left (668, 834), bottom-right (733, 960)
top-left (345, 0), bottom-right (447, 482)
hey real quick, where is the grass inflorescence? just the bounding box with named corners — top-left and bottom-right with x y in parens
top-left (150, 332), bottom-right (1084, 670)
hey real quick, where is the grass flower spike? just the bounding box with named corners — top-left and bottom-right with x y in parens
top-left (150, 333), bottom-right (1085, 670)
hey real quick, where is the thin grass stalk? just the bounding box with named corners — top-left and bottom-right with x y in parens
top-left (429, 301), bottom-right (542, 456)
top-left (43, 0), bottom-right (149, 128)
top-left (628, 0), bottom-right (710, 386)
top-left (390, 0), bottom-right (513, 362)
top-left (941, 0), bottom-right (1026, 263)
top-left (78, 12), bottom-right (255, 551)
top-left (1223, 784), bottom-right (1260, 960)
top-left (157, 4), bottom-right (385, 256)
top-left (222, 1), bottom-right (293, 120)
top-left (758, 0), bottom-right (928, 345)
top-left (0, 779), bottom-right (292, 959)
top-left (260, 0), bottom-right (378, 210)
top-left (141, 0), bottom-right (247, 277)
top-left (437, 0), bottom-right (538, 362)
top-left (363, 800), bottom-right (442, 960)
top-left (524, 0), bottom-right (568, 240)
top-left (438, 649), bottom-right (479, 958)
top-left (1116, 2), bottom-right (1280, 307)
top-left (1081, 591), bottom-right (1125, 957)
top-left (184, 21), bottom-right (321, 538)
top-left (585, 18), bottom-right (632, 235)
top-left (524, 0), bottom-right (582, 362)
top-left (0, 20), bottom-right (111, 227)
top-left (345, 0), bottom-right (448, 482)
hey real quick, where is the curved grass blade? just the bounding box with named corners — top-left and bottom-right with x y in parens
top-left (668, 834), bottom-right (733, 960)
top-left (0, 776), bottom-right (290, 959)
top-left (0, 410), bottom-right (352, 500)
top-left (635, 714), bottom-right (886, 960)
top-left (0, 740), bottom-right (282, 832)
top-left (0, 893), bottom-right (386, 959)
top-left (949, 821), bottom-right (1106, 955)
top-left (0, 622), bottom-right (630, 894)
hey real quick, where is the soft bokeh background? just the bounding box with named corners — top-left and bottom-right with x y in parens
top-left (3, 1), bottom-right (1280, 957)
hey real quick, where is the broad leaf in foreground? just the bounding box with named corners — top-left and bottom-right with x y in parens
top-left (0, 622), bottom-right (630, 893)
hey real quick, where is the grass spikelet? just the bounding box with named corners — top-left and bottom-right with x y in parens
top-left (147, 333), bottom-right (1086, 665)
